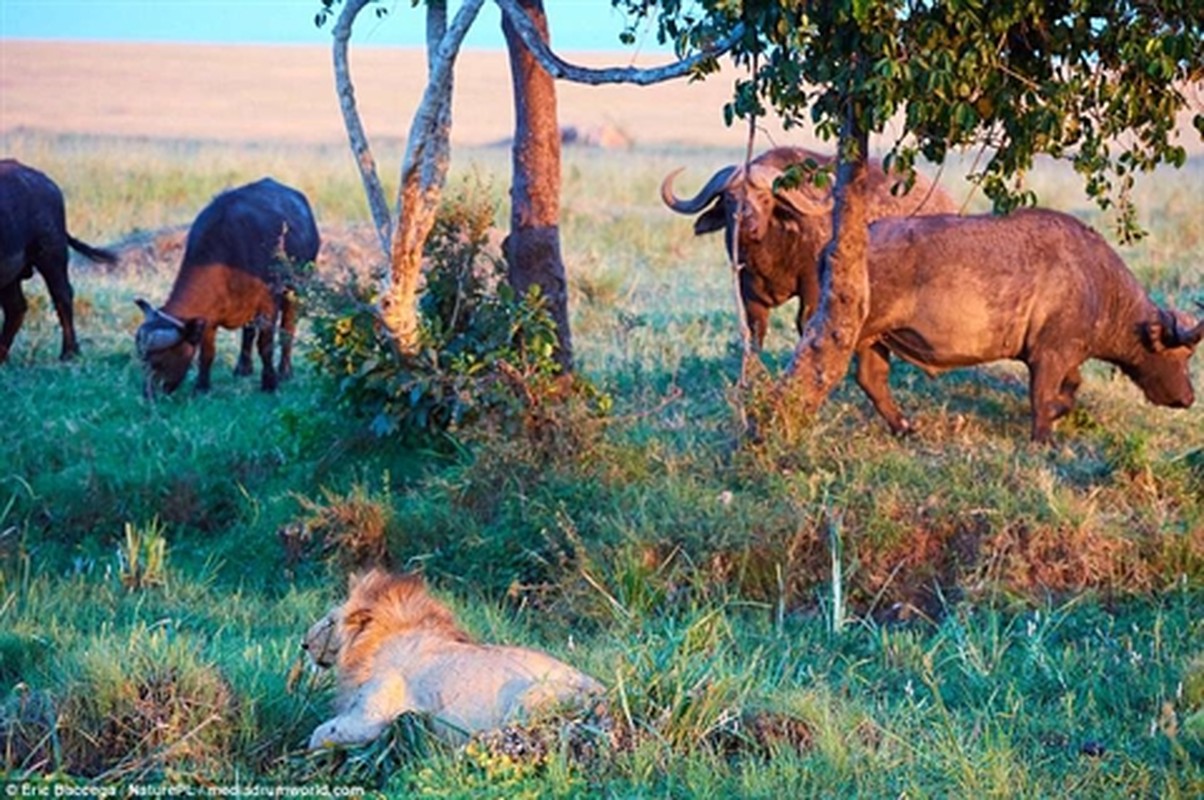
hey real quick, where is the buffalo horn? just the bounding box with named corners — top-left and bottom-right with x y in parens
top-left (136, 325), bottom-right (184, 356)
top-left (135, 298), bottom-right (187, 329)
top-left (660, 165), bottom-right (739, 214)
top-left (1159, 306), bottom-right (1204, 348)
top-left (1182, 311), bottom-right (1204, 346)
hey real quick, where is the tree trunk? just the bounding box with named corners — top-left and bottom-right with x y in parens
top-left (331, 0), bottom-right (391, 256)
top-left (502, 0), bottom-right (573, 371)
top-left (379, 0), bottom-right (483, 354)
top-left (782, 111), bottom-right (871, 411)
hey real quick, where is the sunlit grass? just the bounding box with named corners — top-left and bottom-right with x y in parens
top-left (0, 131), bottom-right (1201, 793)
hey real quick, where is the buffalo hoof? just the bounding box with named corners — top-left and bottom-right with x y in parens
top-left (233, 360), bottom-right (254, 377)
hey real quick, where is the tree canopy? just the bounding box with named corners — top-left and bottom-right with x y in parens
top-left (620, 0), bottom-right (1203, 238)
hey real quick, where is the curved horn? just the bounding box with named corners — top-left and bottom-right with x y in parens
top-left (135, 298), bottom-right (187, 329)
top-left (1179, 311), bottom-right (1204, 346)
top-left (136, 325), bottom-right (184, 356)
top-left (660, 165), bottom-right (739, 215)
top-left (1155, 307), bottom-right (1204, 348)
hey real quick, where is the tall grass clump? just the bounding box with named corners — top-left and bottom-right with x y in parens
top-left (4, 625), bottom-right (235, 781)
top-left (118, 517), bottom-right (169, 591)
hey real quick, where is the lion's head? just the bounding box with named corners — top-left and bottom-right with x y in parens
top-left (302, 569), bottom-right (472, 686)
top-left (302, 610), bottom-right (341, 669)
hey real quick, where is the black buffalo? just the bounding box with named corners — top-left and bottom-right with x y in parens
top-left (135, 178), bottom-right (319, 395)
top-left (0, 159), bottom-right (117, 362)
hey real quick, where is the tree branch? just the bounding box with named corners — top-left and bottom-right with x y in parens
top-left (399, 0), bottom-right (482, 193)
top-left (494, 0), bottom-right (742, 86)
top-left (332, 0), bottom-right (392, 256)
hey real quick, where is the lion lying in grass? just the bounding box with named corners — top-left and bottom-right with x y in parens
top-left (303, 569), bottom-right (604, 749)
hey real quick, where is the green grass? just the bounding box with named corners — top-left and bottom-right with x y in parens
top-left (1, 130), bottom-right (1202, 796)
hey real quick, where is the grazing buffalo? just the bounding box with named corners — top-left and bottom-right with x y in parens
top-left (847, 208), bottom-right (1203, 442)
top-left (135, 178), bottom-right (319, 395)
top-left (661, 146), bottom-right (957, 347)
top-left (0, 159), bottom-right (117, 362)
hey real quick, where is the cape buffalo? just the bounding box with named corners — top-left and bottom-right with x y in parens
top-left (0, 159), bottom-right (117, 362)
top-left (135, 178), bottom-right (319, 395)
top-left (661, 146), bottom-right (957, 347)
top-left (847, 208), bottom-right (1202, 442)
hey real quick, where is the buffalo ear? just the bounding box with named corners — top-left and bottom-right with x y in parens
top-left (182, 319), bottom-right (205, 345)
top-left (1143, 321), bottom-right (1169, 353)
top-left (693, 203), bottom-right (726, 235)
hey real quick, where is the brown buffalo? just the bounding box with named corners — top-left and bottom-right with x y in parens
top-left (661, 146), bottom-right (957, 347)
top-left (847, 208), bottom-right (1202, 442)
top-left (135, 178), bottom-right (319, 395)
top-left (0, 159), bottom-right (117, 362)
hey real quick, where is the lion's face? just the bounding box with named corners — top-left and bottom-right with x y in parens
top-left (300, 570), bottom-right (472, 684)
top-left (302, 609), bottom-right (342, 669)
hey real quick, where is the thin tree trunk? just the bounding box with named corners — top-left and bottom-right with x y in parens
top-left (783, 106), bottom-right (871, 411)
top-left (381, 0), bottom-right (483, 353)
top-left (331, 0), bottom-right (391, 256)
top-left (502, 0), bottom-right (573, 371)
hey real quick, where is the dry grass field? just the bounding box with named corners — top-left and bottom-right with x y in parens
top-left (4, 40), bottom-right (1199, 153)
top-left (0, 39), bottom-right (818, 148)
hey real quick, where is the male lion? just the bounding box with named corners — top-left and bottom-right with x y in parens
top-left (303, 569), bottom-right (604, 749)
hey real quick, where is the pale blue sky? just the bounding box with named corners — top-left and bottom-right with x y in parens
top-left (0, 1), bottom-right (659, 51)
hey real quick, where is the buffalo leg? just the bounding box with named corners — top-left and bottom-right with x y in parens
top-left (195, 325), bottom-right (219, 392)
top-left (1054, 366), bottom-right (1083, 420)
top-left (0, 282), bottom-right (28, 363)
top-left (37, 251), bottom-right (79, 360)
top-left (797, 266), bottom-right (821, 329)
top-left (743, 300), bottom-right (771, 351)
top-left (234, 326), bottom-right (255, 376)
top-left (855, 343), bottom-right (912, 435)
top-left (278, 290), bottom-right (296, 381)
top-left (256, 322), bottom-right (278, 392)
top-left (1027, 358), bottom-right (1077, 443)
top-left (738, 271), bottom-right (771, 350)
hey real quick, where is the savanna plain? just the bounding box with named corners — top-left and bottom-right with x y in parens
top-left (2, 48), bottom-right (1204, 799)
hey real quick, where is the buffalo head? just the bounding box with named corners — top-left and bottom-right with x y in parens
top-left (1129, 307), bottom-right (1204, 408)
top-left (660, 155), bottom-right (835, 250)
top-left (135, 298), bottom-right (205, 395)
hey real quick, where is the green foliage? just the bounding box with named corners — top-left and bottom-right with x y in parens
top-left (620, 0), bottom-right (1203, 239)
top-left (308, 183), bottom-right (590, 448)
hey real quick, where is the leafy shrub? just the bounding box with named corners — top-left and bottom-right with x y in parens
top-left (309, 181), bottom-right (605, 449)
